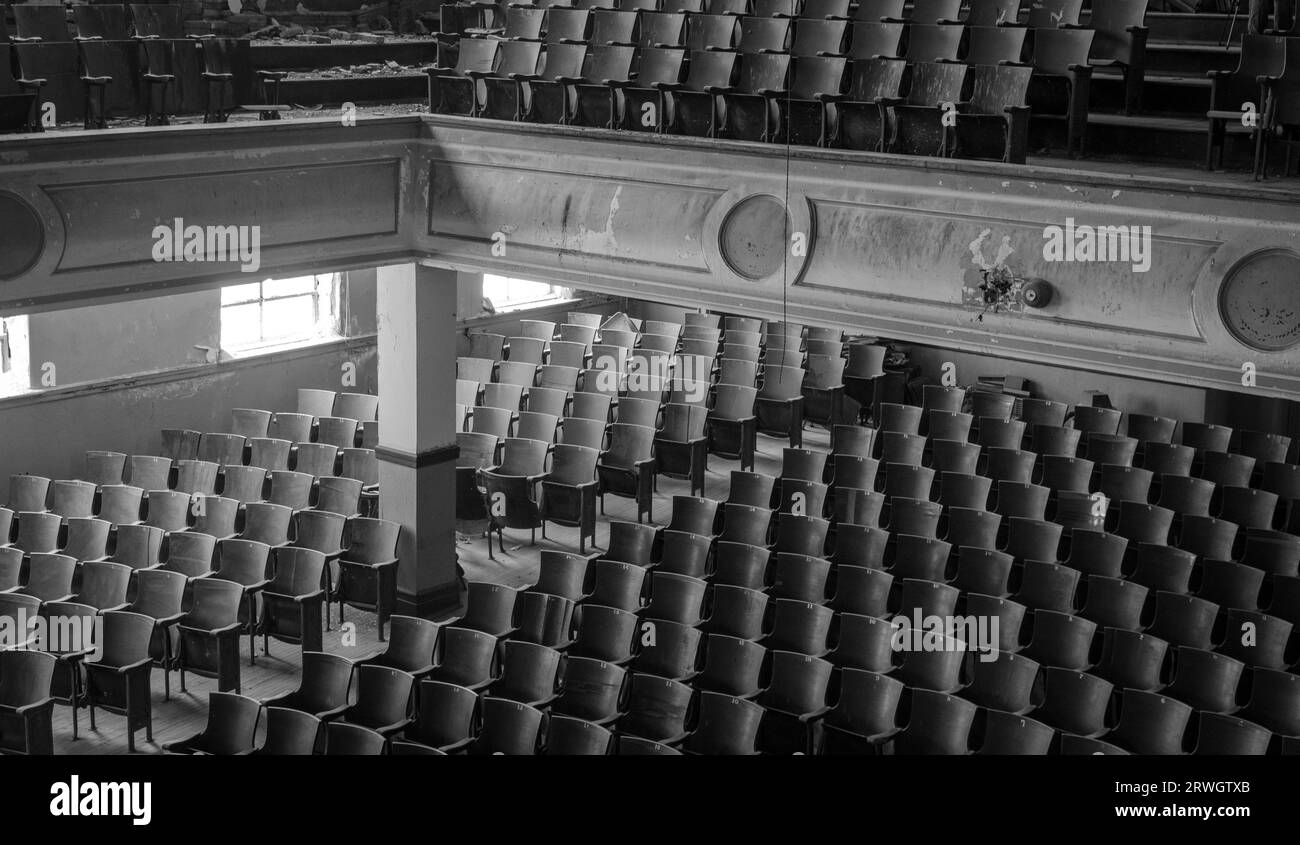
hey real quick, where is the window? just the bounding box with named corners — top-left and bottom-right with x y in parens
top-left (221, 274), bottom-right (339, 355)
top-left (0, 316), bottom-right (31, 398)
top-left (482, 274), bottom-right (569, 311)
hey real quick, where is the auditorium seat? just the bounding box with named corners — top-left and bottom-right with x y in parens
top-left (177, 578), bottom-right (245, 694)
top-left (162, 692), bottom-right (260, 755)
top-left (83, 610), bottom-right (157, 752)
top-left (1094, 626), bottom-right (1169, 692)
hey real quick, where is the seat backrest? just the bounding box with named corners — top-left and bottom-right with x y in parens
top-left (964, 25), bottom-right (1027, 65)
top-left (790, 55), bottom-right (847, 100)
top-left (0, 650), bottom-right (57, 708)
top-left (590, 9), bottom-right (640, 45)
top-left (736, 50), bottom-right (790, 94)
top-left (792, 18), bottom-right (847, 56)
top-left (639, 11), bottom-right (688, 46)
top-left (14, 5), bottom-right (72, 42)
top-left (546, 8), bottom-right (592, 44)
top-left (848, 55), bottom-right (907, 100)
top-left (965, 0), bottom-right (1022, 27)
top-left (909, 0), bottom-right (962, 23)
top-left (1030, 26), bottom-right (1094, 77)
top-left (848, 21), bottom-right (905, 59)
top-left (1024, 0), bottom-right (1082, 28)
top-left (904, 24), bottom-right (964, 63)
top-left (967, 63), bottom-right (1033, 113)
top-left (1087, 0), bottom-right (1148, 65)
top-left (684, 48), bottom-right (739, 92)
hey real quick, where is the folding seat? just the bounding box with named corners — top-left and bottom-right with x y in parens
top-left (1085, 434), bottom-right (1138, 469)
top-left (264, 411), bottom-right (310, 447)
top-left (937, 473), bottom-right (992, 512)
top-left (930, 442), bottom-right (980, 480)
top-left (545, 343), bottom-right (587, 375)
top-left (311, 477), bottom-right (362, 520)
top-left (1217, 487), bottom-right (1278, 531)
top-left (712, 541), bottom-right (772, 590)
top-left (48, 480), bottom-right (95, 522)
top-left (764, 599), bottom-right (833, 656)
top-left (1160, 645), bottom-right (1243, 714)
top-left (611, 397), bottom-right (659, 432)
top-left (172, 459), bottom-right (221, 497)
top-left (666, 496), bottom-right (722, 539)
top-left (702, 584), bottom-right (771, 641)
top-left (481, 383), bottom-right (528, 416)
top-left (515, 411), bottom-right (560, 446)
top-left (816, 667), bottom-right (903, 754)
top-left (558, 418), bottom-right (606, 453)
top-left (1110, 501), bottom-right (1174, 547)
top-left (769, 551), bottom-right (833, 605)
top-left (1196, 559), bottom-right (1262, 612)
top-left (85, 452), bottom-right (126, 488)
top-left (1146, 592), bottom-right (1219, 650)
top-left (626, 617), bottom-right (701, 683)
top-left (946, 547), bottom-right (1010, 598)
top-left (687, 634), bottom-right (764, 700)
top-left (984, 449), bottom-right (1037, 486)
top-left (831, 487), bottom-right (886, 532)
top-left (7, 475), bottom-right (49, 513)
top-left (1097, 465), bottom-right (1152, 509)
top-left (892, 577), bottom-right (961, 622)
top-left (1031, 425), bottom-right (1080, 459)
top-left (513, 591), bottom-right (578, 651)
top-left (393, 679), bottom-right (479, 755)
top-left (926, 411), bottom-right (972, 445)
top-left (190, 496), bottom-right (239, 542)
top-left (1142, 446), bottom-right (1197, 495)
top-left (1231, 428), bottom-right (1288, 465)
top-left (1108, 690), bottom-right (1193, 756)
top-left (556, 324), bottom-right (599, 353)
top-left (245, 438), bottom-right (291, 473)
top-left (665, 533), bottom-right (717, 579)
top-left (456, 380), bottom-right (482, 412)
top-left (792, 18), bottom-right (848, 59)
top-left (968, 392), bottom-right (1015, 431)
top-left (454, 582), bottom-right (522, 641)
top-left (585, 560), bottom-right (649, 614)
top-left (1094, 624), bottom-right (1168, 692)
top-left (478, 438), bottom-right (548, 556)
top-left (175, 577), bottom-right (245, 694)
top-left (599, 520), bottom-right (656, 567)
top-left (777, 480), bottom-right (828, 521)
top-left (470, 406), bottom-right (512, 444)
top-left (1078, 575), bottom-right (1149, 631)
top-left (977, 418), bottom-right (1027, 452)
top-left (888, 688), bottom-right (979, 755)
top-left (718, 503), bottom-right (773, 548)
top-left (1155, 474), bottom-right (1214, 519)
top-left (159, 429), bottom-right (201, 464)
top-left (13, 553), bottom-right (76, 603)
top-left (1003, 517), bottom-right (1063, 565)
top-left (486, 641), bottom-right (563, 710)
top-left (963, 25), bottom-right (1028, 66)
top-left (72, 560), bottom-right (132, 613)
top-left (773, 514), bottom-right (831, 557)
top-left (335, 665), bottom-right (416, 741)
top-left (1109, 690), bottom-right (1196, 754)
top-left (1239, 529), bottom-right (1300, 576)
top-left (831, 524), bottom-right (890, 569)
top-left (884, 497), bottom-right (941, 540)
top-left (881, 464), bottom-right (934, 501)
top-left (316, 416), bottom-right (362, 451)
top-left (854, 0), bottom-right (906, 21)
top-left (1199, 452), bottom-right (1256, 490)
top-left (1032, 666), bottom-right (1113, 737)
top-left (427, 626), bottom-right (499, 692)
top-left (11, 511), bottom-right (60, 555)
top-left (748, 650), bottom-right (831, 753)
top-left (294, 443), bottom-right (340, 479)
top-left (538, 713), bottom-right (611, 756)
top-left (1061, 530), bottom-right (1126, 579)
top-left (1189, 713), bottom-right (1272, 756)
top-left (751, 364), bottom-right (806, 448)
top-left (613, 673), bottom-right (694, 746)
top-left (1021, 609), bottom-right (1097, 671)
top-left (642, 571), bottom-right (708, 626)
top-left (877, 404), bottom-right (922, 438)
top-left (942, 507), bottom-right (1001, 553)
top-left (680, 691), bottom-right (764, 755)
top-left (1218, 609), bottom-right (1293, 670)
top-left (973, 709), bottom-right (1055, 756)
top-left (654, 404), bottom-right (708, 497)
top-left (1117, 413), bottom-right (1173, 449)
top-left (109, 522), bottom-right (166, 571)
top-left (427, 35), bottom-right (500, 116)
top-left (62, 517), bottom-right (111, 564)
top-left (1176, 515), bottom-right (1238, 562)
top-left (830, 455), bottom-right (881, 496)
top-left (1037, 456), bottom-right (1092, 497)
top-left (678, 337), bottom-right (721, 362)
top-left (197, 433), bottom-right (247, 469)
top-left (1238, 667), bottom-right (1300, 736)
top-left (884, 534), bottom-right (952, 583)
top-left (497, 361), bottom-right (540, 396)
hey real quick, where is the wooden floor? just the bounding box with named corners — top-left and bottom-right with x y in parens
top-left (50, 420), bottom-right (815, 754)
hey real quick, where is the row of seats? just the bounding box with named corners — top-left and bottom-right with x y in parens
top-left (0, 385), bottom-right (402, 753)
top-left (0, 4), bottom-right (284, 131)
top-left (445, 307), bottom-right (1298, 753)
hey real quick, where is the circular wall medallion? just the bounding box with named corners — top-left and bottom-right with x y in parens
top-left (1219, 249), bottom-right (1300, 351)
top-left (0, 192), bottom-right (43, 281)
top-left (719, 194), bottom-right (791, 281)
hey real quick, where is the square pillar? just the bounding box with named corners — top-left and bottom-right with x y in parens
top-left (375, 262), bottom-right (462, 618)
